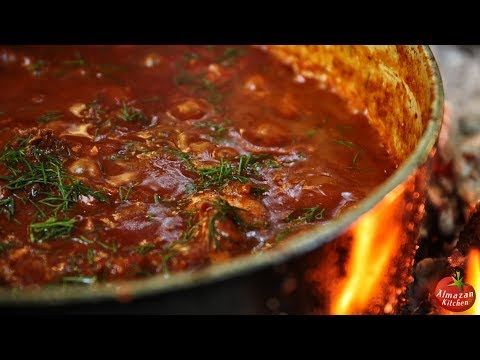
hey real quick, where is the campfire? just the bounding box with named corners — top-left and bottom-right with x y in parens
top-left (271, 98), bottom-right (480, 315)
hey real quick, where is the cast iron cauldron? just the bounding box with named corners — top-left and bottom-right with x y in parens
top-left (0, 46), bottom-right (444, 314)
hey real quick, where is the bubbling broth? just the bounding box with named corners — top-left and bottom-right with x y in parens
top-left (0, 45), bottom-right (396, 287)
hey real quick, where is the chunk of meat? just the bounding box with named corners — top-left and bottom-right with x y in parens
top-left (17, 128), bottom-right (70, 159)
top-left (168, 99), bottom-right (210, 121)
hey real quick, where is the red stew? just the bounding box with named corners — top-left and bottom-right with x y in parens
top-left (0, 45), bottom-right (397, 288)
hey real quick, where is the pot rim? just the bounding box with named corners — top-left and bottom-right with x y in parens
top-left (0, 45), bottom-right (444, 306)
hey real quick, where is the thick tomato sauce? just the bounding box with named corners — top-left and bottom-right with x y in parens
top-left (0, 46), bottom-right (397, 288)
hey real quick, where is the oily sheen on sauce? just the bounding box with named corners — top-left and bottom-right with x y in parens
top-left (0, 46), bottom-right (397, 288)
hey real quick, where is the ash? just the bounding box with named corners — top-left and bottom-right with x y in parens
top-left (406, 46), bottom-right (480, 314)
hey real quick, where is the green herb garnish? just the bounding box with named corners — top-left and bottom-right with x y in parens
top-left (163, 147), bottom-right (196, 171)
top-left (194, 120), bottom-right (228, 141)
top-left (288, 205), bottom-right (325, 224)
top-left (30, 217), bottom-right (76, 243)
top-left (275, 228), bottom-right (294, 242)
top-left (0, 196), bottom-right (15, 220)
top-left (117, 101), bottom-right (148, 124)
top-left (0, 242), bottom-right (16, 253)
top-left (27, 60), bottom-right (46, 75)
top-left (0, 134), bottom-right (108, 237)
top-left (216, 47), bottom-right (245, 66)
top-left (334, 139), bottom-right (355, 149)
top-left (195, 158), bottom-right (250, 191)
top-left (184, 52), bottom-right (200, 61)
top-left (63, 53), bottom-right (86, 67)
top-left (87, 249), bottom-right (95, 265)
top-left (119, 183), bottom-right (134, 202)
top-left (130, 244), bottom-right (156, 255)
top-left (36, 111), bottom-right (64, 123)
top-left (208, 198), bottom-right (247, 250)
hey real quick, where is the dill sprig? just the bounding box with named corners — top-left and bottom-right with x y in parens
top-left (63, 52), bottom-right (87, 67)
top-left (195, 158), bottom-right (250, 191)
top-left (208, 198), bottom-right (247, 250)
top-left (119, 183), bottom-right (135, 202)
top-left (275, 228), bottom-right (294, 242)
top-left (129, 244), bottom-right (156, 255)
top-left (163, 147), bottom-right (196, 171)
top-left (216, 47), bottom-right (245, 66)
top-left (334, 139), bottom-right (355, 149)
top-left (173, 70), bottom-right (224, 106)
top-left (30, 217), bottom-right (76, 243)
top-left (117, 101), bottom-right (148, 124)
top-left (287, 205), bottom-right (325, 224)
top-left (184, 52), bottom-right (200, 61)
top-left (194, 120), bottom-right (228, 142)
top-left (27, 59), bottom-right (46, 76)
top-left (0, 134), bottom-right (108, 241)
top-left (0, 242), bottom-right (16, 253)
top-left (0, 196), bottom-right (15, 220)
top-left (36, 111), bottom-right (64, 123)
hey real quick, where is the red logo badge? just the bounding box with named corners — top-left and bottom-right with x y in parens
top-left (434, 270), bottom-right (476, 312)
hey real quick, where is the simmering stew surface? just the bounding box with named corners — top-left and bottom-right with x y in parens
top-left (0, 46), bottom-right (397, 288)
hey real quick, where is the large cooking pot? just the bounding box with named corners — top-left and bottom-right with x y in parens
top-left (0, 45), bottom-right (443, 314)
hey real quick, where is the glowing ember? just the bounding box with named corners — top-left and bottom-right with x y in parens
top-left (332, 184), bottom-right (408, 314)
top-left (464, 249), bottom-right (480, 315)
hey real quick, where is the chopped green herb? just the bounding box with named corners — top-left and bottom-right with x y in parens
top-left (117, 101), bottom-right (148, 124)
top-left (174, 71), bottom-right (203, 86)
top-left (30, 217), bottom-right (76, 243)
top-left (306, 128), bottom-right (317, 137)
top-left (110, 142), bottom-right (152, 161)
top-left (195, 158), bottom-right (250, 191)
top-left (63, 53), bottom-right (87, 67)
top-left (153, 194), bottom-right (160, 204)
top-left (194, 120), bottom-right (228, 141)
top-left (184, 52), bottom-right (200, 61)
top-left (288, 205), bottom-right (325, 224)
top-left (202, 79), bottom-right (224, 104)
top-left (161, 253), bottom-right (175, 277)
top-left (85, 98), bottom-right (106, 118)
top-left (97, 239), bottom-right (117, 253)
top-left (163, 147), bottom-right (196, 171)
top-left (0, 134), bottom-right (107, 226)
top-left (334, 139), bottom-right (355, 149)
top-left (208, 198), bottom-right (247, 250)
top-left (0, 242), bottom-right (16, 253)
top-left (87, 249), bottom-right (95, 265)
top-left (173, 70), bottom-right (225, 106)
top-left (275, 228), bottom-right (294, 242)
top-left (352, 151), bottom-right (361, 167)
top-left (130, 244), bottom-right (156, 255)
top-left (27, 60), bottom-right (46, 75)
top-left (216, 47), bottom-right (245, 66)
top-left (119, 183), bottom-right (134, 202)
top-left (36, 110), bottom-right (63, 123)
top-left (0, 111), bottom-right (5, 116)
top-left (0, 196), bottom-right (15, 220)
top-left (62, 276), bottom-right (97, 285)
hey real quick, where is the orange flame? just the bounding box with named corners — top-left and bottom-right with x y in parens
top-left (331, 184), bottom-right (407, 314)
top-left (464, 249), bottom-right (480, 315)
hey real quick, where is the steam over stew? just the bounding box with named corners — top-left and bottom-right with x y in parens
top-left (0, 46), bottom-right (396, 288)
